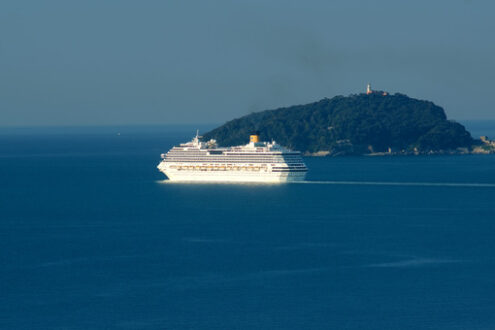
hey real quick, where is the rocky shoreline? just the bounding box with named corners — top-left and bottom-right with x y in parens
top-left (304, 137), bottom-right (495, 157)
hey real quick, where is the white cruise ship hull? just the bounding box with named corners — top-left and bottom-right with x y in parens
top-left (157, 133), bottom-right (307, 183)
top-left (158, 164), bottom-right (306, 183)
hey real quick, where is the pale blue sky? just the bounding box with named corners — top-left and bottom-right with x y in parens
top-left (1, 0), bottom-right (494, 126)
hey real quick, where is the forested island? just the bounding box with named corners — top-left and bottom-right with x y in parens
top-left (203, 92), bottom-right (494, 156)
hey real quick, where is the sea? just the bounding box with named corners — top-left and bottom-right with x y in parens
top-left (1, 121), bottom-right (494, 329)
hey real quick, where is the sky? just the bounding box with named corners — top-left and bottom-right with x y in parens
top-left (1, 0), bottom-right (494, 126)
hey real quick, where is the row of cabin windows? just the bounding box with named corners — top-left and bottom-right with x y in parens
top-left (166, 155), bottom-right (301, 160)
top-left (272, 170), bottom-right (308, 172)
top-left (168, 151), bottom-right (299, 156)
top-left (165, 157), bottom-right (303, 164)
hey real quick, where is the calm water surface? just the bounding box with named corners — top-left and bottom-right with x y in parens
top-left (1, 127), bottom-right (494, 329)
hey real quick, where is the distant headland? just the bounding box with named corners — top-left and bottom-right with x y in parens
top-left (203, 84), bottom-right (495, 156)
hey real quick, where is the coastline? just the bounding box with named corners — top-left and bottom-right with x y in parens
top-left (304, 141), bottom-right (495, 157)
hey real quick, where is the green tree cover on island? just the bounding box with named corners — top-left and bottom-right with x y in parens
top-left (203, 93), bottom-right (474, 155)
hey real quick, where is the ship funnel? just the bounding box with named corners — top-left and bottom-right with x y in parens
top-left (250, 133), bottom-right (259, 143)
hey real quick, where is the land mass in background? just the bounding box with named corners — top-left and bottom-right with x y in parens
top-left (203, 91), bottom-right (495, 156)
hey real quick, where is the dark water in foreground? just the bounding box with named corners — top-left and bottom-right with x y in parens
top-left (1, 127), bottom-right (495, 329)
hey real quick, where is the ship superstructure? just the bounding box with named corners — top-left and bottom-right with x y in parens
top-left (157, 132), bottom-right (307, 183)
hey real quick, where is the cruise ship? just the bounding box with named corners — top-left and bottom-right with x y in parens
top-left (157, 132), bottom-right (307, 183)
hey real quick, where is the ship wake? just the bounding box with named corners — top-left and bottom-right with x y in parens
top-left (156, 179), bottom-right (495, 188)
top-left (295, 180), bottom-right (495, 188)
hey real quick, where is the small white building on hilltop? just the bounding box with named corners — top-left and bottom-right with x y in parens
top-left (366, 83), bottom-right (388, 96)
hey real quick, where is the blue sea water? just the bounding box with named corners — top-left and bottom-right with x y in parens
top-left (1, 125), bottom-right (495, 329)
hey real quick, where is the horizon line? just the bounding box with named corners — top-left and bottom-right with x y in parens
top-left (1, 119), bottom-right (495, 130)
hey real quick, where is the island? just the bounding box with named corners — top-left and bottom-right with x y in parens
top-left (203, 87), bottom-right (494, 156)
